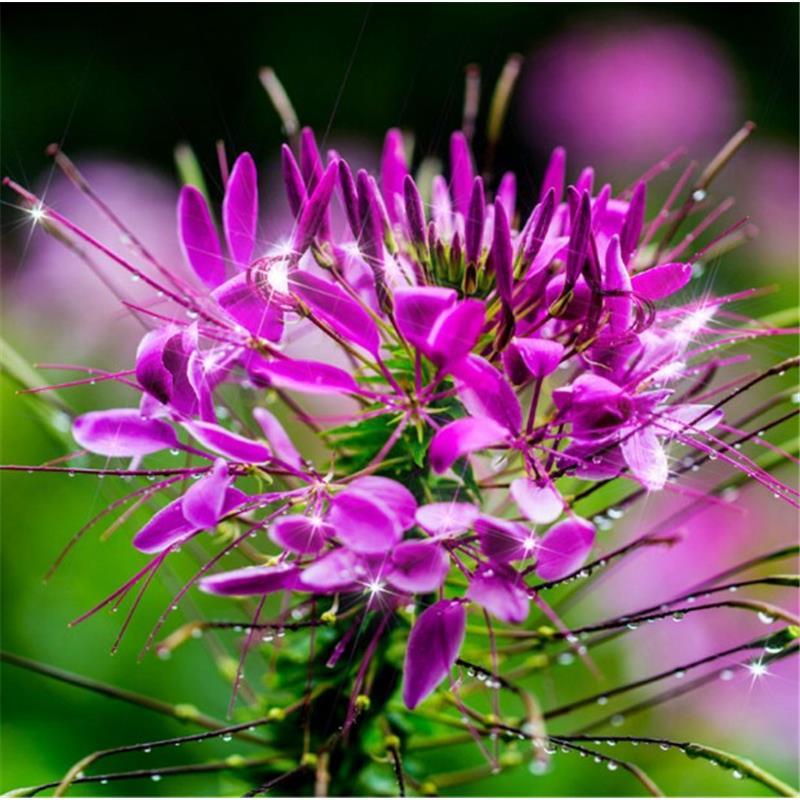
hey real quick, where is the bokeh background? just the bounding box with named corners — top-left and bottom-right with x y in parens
top-left (1, 3), bottom-right (798, 796)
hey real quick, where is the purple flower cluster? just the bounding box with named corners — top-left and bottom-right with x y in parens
top-left (7, 122), bottom-right (789, 717)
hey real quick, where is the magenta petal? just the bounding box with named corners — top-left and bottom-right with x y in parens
top-left (415, 502), bottom-right (479, 536)
top-left (603, 236), bottom-right (633, 335)
top-left (347, 476), bottom-right (417, 531)
top-left (449, 131), bottom-right (475, 215)
top-left (134, 487), bottom-right (247, 553)
top-left (510, 478), bottom-right (563, 525)
top-left (288, 270), bottom-right (380, 356)
top-left (492, 199), bottom-right (514, 305)
top-left (269, 515), bottom-right (332, 554)
top-left (496, 171), bottom-right (516, 220)
top-left (394, 287), bottom-right (457, 350)
top-left (536, 517), bottom-right (596, 581)
top-left (388, 541), bottom-right (449, 593)
top-left (292, 160), bottom-right (339, 253)
top-left (620, 426), bottom-right (668, 491)
top-left (631, 262), bottom-right (692, 300)
top-left (223, 152), bottom-right (258, 266)
top-left (620, 181), bottom-right (646, 264)
top-left (250, 358), bottom-right (360, 396)
top-left (452, 355), bottom-right (522, 434)
top-left (380, 128), bottom-right (408, 224)
top-left (540, 146), bottom-right (566, 204)
top-left (328, 489), bottom-right (403, 554)
top-left (429, 417), bottom-right (510, 474)
top-left (184, 420), bottom-right (271, 463)
top-left (211, 272), bottom-right (284, 342)
top-left (252, 407), bottom-right (303, 469)
top-left (177, 185), bottom-right (226, 288)
top-left (72, 409), bottom-right (178, 457)
top-left (402, 599), bottom-right (466, 709)
top-left (467, 564), bottom-right (529, 624)
top-left (474, 515), bottom-right (535, 563)
top-left (511, 338), bottom-right (565, 378)
top-left (199, 563), bottom-right (299, 596)
top-left (299, 548), bottom-right (363, 593)
top-left (426, 301), bottom-right (485, 368)
top-left (182, 458), bottom-right (232, 529)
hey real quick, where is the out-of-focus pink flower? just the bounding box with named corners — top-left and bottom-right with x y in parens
top-left (520, 21), bottom-right (741, 172)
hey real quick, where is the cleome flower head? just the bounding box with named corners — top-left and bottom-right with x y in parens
top-left (3, 64), bottom-right (798, 797)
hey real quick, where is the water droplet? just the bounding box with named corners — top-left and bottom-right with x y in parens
top-left (674, 670), bottom-right (686, 679)
top-left (144, 747), bottom-right (152, 753)
top-left (659, 744), bottom-right (670, 751)
top-left (719, 669), bottom-right (735, 681)
top-left (150, 774), bottom-right (162, 782)
top-left (100, 779), bottom-right (109, 785)
top-left (597, 696), bottom-right (608, 706)
top-left (732, 770), bottom-right (743, 780)
top-left (593, 756), bottom-right (602, 764)
top-left (68, 471), bottom-right (75, 478)
top-left (672, 612), bottom-right (685, 622)
top-left (757, 612), bottom-right (775, 625)
top-left (529, 760), bottom-right (549, 775)
top-left (626, 621), bottom-right (639, 630)
top-left (222, 734), bottom-right (233, 742)
top-left (611, 714), bottom-right (625, 727)
top-left (728, 585), bottom-right (738, 593)
top-left (262, 634), bottom-right (274, 643)
top-left (607, 762), bottom-right (619, 772)
top-left (692, 189), bottom-right (707, 202)
top-left (169, 448), bottom-right (180, 456)
top-left (557, 652), bottom-right (575, 666)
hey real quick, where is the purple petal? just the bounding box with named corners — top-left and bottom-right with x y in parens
top-left (464, 176), bottom-right (485, 265)
top-left (337, 160), bottom-right (361, 240)
top-left (452, 355), bottom-right (522, 433)
top-left (565, 190), bottom-right (592, 286)
top-left (426, 300), bottom-right (485, 368)
top-left (252, 407), bottom-right (303, 469)
top-left (536, 517), bottom-right (595, 581)
top-left (328, 489), bottom-right (403, 554)
top-left (492, 199), bottom-right (514, 304)
top-left (199, 563), bottom-right (299, 596)
top-left (223, 153), bottom-right (258, 266)
top-left (510, 337), bottom-right (564, 378)
top-left (631, 262), bottom-right (692, 300)
top-left (403, 175), bottom-right (427, 246)
top-left (211, 272), bottom-right (284, 342)
top-left (292, 160), bottom-right (338, 254)
top-left (269, 515), bottom-right (332, 554)
top-left (394, 286), bottom-right (457, 350)
top-left (475, 515), bottom-right (535, 563)
top-left (135, 326), bottom-right (187, 407)
top-left (429, 417), bottom-right (511, 474)
top-left (603, 236), bottom-right (633, 335)
top-left (184, 420), bottom-right (271, 463)
top-left (182, 458), bottom-right (232, 529)
top-left (620, 182), bottom-right (646, 264)
top-left (177, 185), bottom-right (226, 288)
top-left (299, 549), bottom-right (362, 593)
top-left (467, 564), bottom-right (529, 624)
top-left (496, 172), bottom-right (516, 220)
top-left (281, 144), bottom-right (308, 218)
top-left (134, 487), bottom-right (247, 553)
top-left (415, 502), bottom-right (479, 537)
top-left (288, 270), bottom-right (380, 356)
top-left (520, 188), bottom-right (556, 268)
top-left (510, 478), bottom-right (564, 525)
top-left (403, 599), bottom-right (466, 709)
top-left (249, 358), bottom-right (360, 396)
top-left (540, 146), bottom-right (566, 204)
top-left (387, 541), bottom-right (449, 593)
top-left (380, 128), bottom-right (408, 224)
top-left (73, 409), bottom-right (178, 457)
top-left (449, 131), bottom-right (475, 216)
top-left (347, 476), bottom-right (417, 531)
top-left (620, 426), bottom-right (668, 491)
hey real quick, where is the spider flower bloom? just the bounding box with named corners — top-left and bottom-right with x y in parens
top-left (4, 98), bottom-right (798, 798)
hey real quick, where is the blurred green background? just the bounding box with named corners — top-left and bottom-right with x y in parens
top-left (1, 3), bottom-right (798, 797)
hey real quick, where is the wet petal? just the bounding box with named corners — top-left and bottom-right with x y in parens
top-left (620, 426), bottom-right (668, 491)
top-left (467, 564), bottom-right (529, 624)
top-left (394, 286), bottom-right (457, 350)
top-left (253, 407), bottom-right (303, 469)
top-left (211, 272), bottom-right (284, 342)
top-left (450, 131), bottom-right (475, 215)
top-left (178, 185), bottom-right (226, 288)
top-left (269, 515), bottom-right (333, 554)
top-left (184, 420), bottom-right (271, 463)
top-left (631, 262), bottom-right (692, 300)
top-left (429, 417), bottom-right (511, 474)
top-left (291, 160), bottom-right (339, 253)
top-left (475, 515), bottom-right (535, 563)
top-left (415, 502), bottom-right (479, 537)
top-left (328, 488), bottom-right (403, 554)
top-left (403, 599), bottom-right (466, 709)
top-left (249, 358), bottom-right (360, 396)
top-left (288, 270), bottom-right (380, 356)
top-left (536, 517), bottom-right (596, 581)
top-left (182, 458), bottom-right (232, 529)
top-left (388, 541), bottom-right (449, 593)
top-left (199, 563), bottom-right (299, 596)
top-left (510, 478), bottom-right (564, 525)
top-left (452, 355), bottom-right (522, 433)
top-left (380, 128), bottom-right (408, 224)
top-left (73, 409), bottom-right (178, 457)
top-left (347, 476), bottom-right (417, 531)
top-left (492, 199), bottom-right (514, 305)
top-left (223, 152), bottom-right (258, 266)
top-left (299, 549), bottom-right (362, 593)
